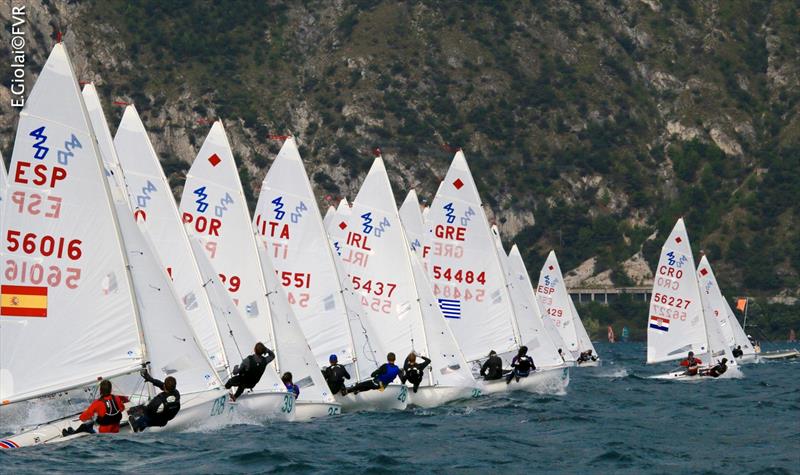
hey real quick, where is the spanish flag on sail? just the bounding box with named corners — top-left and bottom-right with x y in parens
top-left (1, 285), bottom-right (48, 318)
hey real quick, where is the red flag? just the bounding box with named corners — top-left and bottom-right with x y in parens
top-left (736, 298), bottom-right (747, 312)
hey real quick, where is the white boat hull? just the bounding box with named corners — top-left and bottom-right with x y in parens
top-left (577, 359), bottom-right (601, 368)
top-left (144, 389), bottom-right (233, 432)
top-left (406, 385), bottom-right (479, 408)
top-left (650, 365), bottom-right (744, 381)
top-left (334, 384), bottom-right (408, 412)
top-left (294, 400), bottom-right (342, 420)
top-left (758, 349), bottom-right (799, 361)
top-left (479, 367), bottom-right (570, 395)
top-left (232, 390), bottom-right (296, 423)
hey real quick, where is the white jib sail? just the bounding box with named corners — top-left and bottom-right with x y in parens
top-left (722, 298), bottom-right (755, 357)
top-left (190, 236), bottom-right (284, 390)
top-left (647, 218), bottom-right (710, 364)
top-left (253, 138), bottom-right (354, 368)
top-left (82, 84), bottom-right (222, 395)
top-left (426, 151), bottom-right (519, 362)
top-left (259, 254), bottom-right (335, 403)
top-left (322, 206), bottom-right (336, 230)
top-left (399, 189), bottom-right (430, 262)
top-left (491, 229), bottom-right (565, 368)
top-left (326, 157), bottom-right (429, 371)
top-left (536, 250), bottom-right (583, 359)
top-left (114, 105), bottom-right (227, 371)
top-left (179, 122), bottom-right (276, 356)
top-left (569, 297), bottom-right (597, 357)
top-left (0, 44), bottom-right (144, 404)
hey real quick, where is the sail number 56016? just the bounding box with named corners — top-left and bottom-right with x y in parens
top-left (6, 230), bottom-right (82, 260)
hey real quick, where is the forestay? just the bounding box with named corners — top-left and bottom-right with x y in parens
top-left (253, 138), bottom-right (353, 368)
top-left (536, 251), bottom-right (586, 359)
top-left (0, 45), bottom-right (144, 404)
top-left (426, 151), bottom-right (519, 362)
top-left (327, 158), bottom-right (428, 368)
top-left (114, 105), bottom-right (226, 371)
top-left (179, 122), bottom-right (275, 353)
top-left (490, 230), bottom-right (565, 368)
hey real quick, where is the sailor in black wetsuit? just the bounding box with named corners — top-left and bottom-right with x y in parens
top-left (400, 352), bottom-right (431, 393)
top-left (225, 342), bottom-right (275, 401)
top-left (129, 370), bottom-right (181, 432)
top-left (506, 346), bottom-right (535, 384)
top-left (732, 346), bottom-right (744, 358)
top-left (480, 350), bottom-right (504, 380)
top-left (322, 354), bottom-right (351, 395)
top-left (701, 358), bottom-right (728, 378)
top-left (577, 350), bottom-right (598, 364)
top-left (344, 353), bottom-right (401, 394)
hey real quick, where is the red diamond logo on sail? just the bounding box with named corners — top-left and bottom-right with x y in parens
top-left (675, 236), bottom-right (682, 243)
top-left (453, 178), bottom-right (464, 190)
top-left (208, 153), bottom-right (221, 167)
top-left (548, 265), bottom-right (554, 271)
top-left (338, 221), bottom-right (347, 230)
top-left (700, 268), bottom-right (708, 276)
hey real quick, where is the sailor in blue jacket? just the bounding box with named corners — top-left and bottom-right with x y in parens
top-left (344, 353), bottom-right (401, 395)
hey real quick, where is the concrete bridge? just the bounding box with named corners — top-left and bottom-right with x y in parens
top-left (568, 287), bottom-right (652, 304)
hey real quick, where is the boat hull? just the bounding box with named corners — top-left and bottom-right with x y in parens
top-left (232, 390), bottom-right (296, 423)
top-left (576, 359), bottom-right (601, 368)
top-left (144, 389), bottom-right (233, 432)
top-left (294, 401), bottom-right (342, 420)
top-left (650, 365), bottom-right (744, 381)
top-left (758, 349), bottom-right (799, 361)
top-left (406, 385), bottom-right (479, 408)
top-left (479, 367), bottom-right (570, 395)
top-left (334, 384), bottom-right (408, 412)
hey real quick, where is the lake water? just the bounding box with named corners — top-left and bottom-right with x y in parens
top-left (2, 341), bottom-right (798, 474)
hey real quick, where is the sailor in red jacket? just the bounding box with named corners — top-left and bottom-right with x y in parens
top-left (679, 351), bottom-right (702, 376)
top-left (63, 379), bottom-right (129, 436)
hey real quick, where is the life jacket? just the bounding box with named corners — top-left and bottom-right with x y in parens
top-left (375, 363), bottom-right (400, 386)
top-left (515, 355), bottom-right (534, 373)
top-left (405, 365), bottom-right (424, 384)
top-left (96, 395), bottom-right (123, 426)
top-left (242, 354), bottom-right (268, 386)
top-left (325, 364), bottom-right (346, 383)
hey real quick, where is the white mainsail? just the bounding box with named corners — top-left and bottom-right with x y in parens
top-left (697, 256), bottom-right (744, 364)
top-left (536, 250), bottom-right (597, 359)
top-left (327, 158), bottom-right (428, 366)
top-left (1, 151), bottom-right (7, 217)
top-left (0, 44), bottom-right (144, 404)
top-left (490, 229), bottom-right (566, 368)
top-left (113, 105), bottom-right (226, 371)
top-left (253, 138), bottom-right (354, 368)
top-left (179, 122), bottom-right (275, 355)
top-left (322, 205), bottom-right (336, 229)
top-left (722, 298), bottom-right (755, 358)
top-left (426, 151), bottom-right (519, 362)
top-left (647, 219), bottom-right (735, 366)
top-left (399, 190), bottom-right (429, 262)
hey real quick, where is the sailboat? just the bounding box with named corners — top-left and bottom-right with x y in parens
top-left (179, 122), bottom-right (295, 420)
top-left (647, 219), bottom-right (741, 380)
top-left (425, 151), bottom-right (568, 394)
top-left (82, 83), bottom-right (233, 431)
top-left (324, 198), bottom-right (408, 411)
top-left (0, 45), bottom-right (228, 449)
top-left (327, 157), bottom-right (476, 407)
top-left (696, 256), bottom-right (756, 363)
top-left (536, 250), bottom-right (600, 366)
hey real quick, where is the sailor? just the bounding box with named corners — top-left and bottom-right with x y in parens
top-left (63, 379), bottom-right (129, 436)
top-left (225, 342), bottom-right (275, 401)
top-left (128, 370), bottom-right (181, 432)
top-left (282, 372), bottom-right (300, 398)
top-left (506, 346), bottom-right (536, 384)
top-left (577, 350), bottom-right (598, 364)
top-left (322, 354), bottom-right (351, 395)
top-left (344, 353), bottom-right (401, 395)
top-left (400, 352), bottom-right (431, 393)
top-left (732, 345), bottom-right (744, 358)
top-left (702, 358), bottom-right (728, 378)
top-left (679, 351), bottom-right (702, 376)
top-left (480, 350), bottom-right (504, 380)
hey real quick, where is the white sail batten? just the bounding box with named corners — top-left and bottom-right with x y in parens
top-left (253, 138), bottom-right (354, 368)
top-left (114, 105), bottom-right (227, 370)
top-left (426, 151), bottom-right (519, 362)
top-left (1, 45), bottom-right (144, 404)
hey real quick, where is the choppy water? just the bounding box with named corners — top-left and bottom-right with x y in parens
top-left (2, 342), bottom-right (798, 474)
